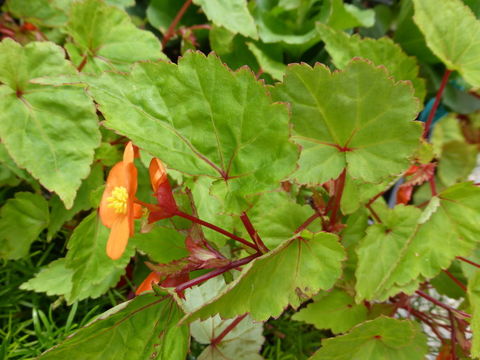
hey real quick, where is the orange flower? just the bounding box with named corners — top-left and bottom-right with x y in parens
top-left (135, 271), bottom-right (162, 295)
top-left (148, 158), bottom-right (178, 223)
top-left (100, 142), bottom-right (141, 260)
top-left (135, 271), bottom-right (189, 295)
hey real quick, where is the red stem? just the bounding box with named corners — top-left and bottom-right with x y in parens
top-left (457, 256), bottom-right (480, 269)
top-left (408, 308), bottom-right (446, 344)
top-left (328, 169), bottom-right (347, 231)
top-left (449, 311), bottom-right (457, 360)
top-left (366, 203), bottom-right (382, 223)
top-left (415, 290), bottom-right (471, 318)
top-left (178, 24), bottom-right (211, 33)
top-left (422, 69), bottom-right (452, 138)
top-left (175, 254), bottom-right (260, 292)
top-left (429, 176), bottom-right (437, 197)
top-left (443, 270), bottom-right (466, 292)
top-left (240, 212), bottom-right (269, 253)
top-left (161, 0), bottom-right (193, 48)
top-left (211, 314), bottom-right (248, 346)
top-left (176, 210), bottom-right (258, 251)
top-left (77, 55), bottom-right (88, 72)
top-left (294, 213), bottom-right (320, 234)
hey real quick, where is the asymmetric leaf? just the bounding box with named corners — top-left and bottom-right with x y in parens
top-left (0, 192), bottom-right (49, 260)
top-left (413, 0), bottom-right (480, 88)
top-left (317, 24), bottom-right (425, 101)
top-left (183, 232), bottom-right (345, 322)
top-left (65, 0), bottom-right (165, 73)
top-left (38, 294), bottom-right (189, 360)
top-left (0, 39), bottom-right (100, 208)
top-left (273, 59), bottom-right (422, 185)
top-left (310, 317), bottom-right (428, 360)
top-left (87, 52), bottom-right (298, 213)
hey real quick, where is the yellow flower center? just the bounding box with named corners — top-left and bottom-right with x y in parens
top-left (107, 186), bottom-right (129, 214)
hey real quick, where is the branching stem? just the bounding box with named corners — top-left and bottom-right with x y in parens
top-left (240, 212), bottom-right (269, 253)
top-left (211, 314), bottom-right (248, 346)
top-left (162, 0), bottom-right (193, 47)
top-left (415, 290), bottom-right (471, 318)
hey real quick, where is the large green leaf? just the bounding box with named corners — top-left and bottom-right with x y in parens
top-left (87, 52), bottom-right (298, 213)
top-left (65, 0), bottom-right (165, 74)
top-left (0, 39), bottom-right (100, 208)
top-left (468, 271), bottom-right (480, 358)
top-left (20, 258), bottom-right (73, 297)
top-left (183, 232), bottom-right (345, 322)
top-left (64, 212), bottom-right (134, 303)
top-left (413, 0), bottom-right (480, 88)
top-left (317, 24), bottom-right (425, 101)
top-left (310, 317), bottom-right (428, 360)
top-left (0, 192), bottom-right (49, 260)
top-left (292, 289), bottom-right (368, 334)
top-left (273, 59), bottom-right (422, 185)
top-left (38, 294), bottom-right (189, 360)
top-left (3, 0), bottom-right (70, 27)
top-left (193, 0), bottom-right (257, 39)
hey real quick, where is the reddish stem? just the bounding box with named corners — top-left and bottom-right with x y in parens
top-left (367, 191), bottom-right (385, 206)
top-left (175, 253), bottom-right (260, 292)
top-left (366, 203), bottom-right (382, 223)
top-left (162, 0), bottom-right (193, 48)
top-left (294, 213), bottom-right (320, 234)
top-left (211, 314), bottom-right (248, 346)
top-left (77, 55), bottom-right (88, 72)
top-left (457, 256), bottom-right (480, 269)
top-left (449, 311), bottom-right (458, 360)
top-left (422, 69), bottom-right (452, 138)
top-left (429, 176), bottom-right (437, 197)
top-left (178, 24), bottom-right (211, 33)
top-left (415, 291), bottom-right (471, 318)
top-left (408, 307), bottom-right (446, 344)
top-left (176, 210), bottom-right (258, 251)
top-left (240, 212), bottom-right (269, 253)
top-left (443, 270), bottom-right (466, 292)
top-left (328, 169), bottom-right (347, 231)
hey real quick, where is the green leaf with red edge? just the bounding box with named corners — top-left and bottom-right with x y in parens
top-left (85, 52), bottom-right (298, 213)
top-left (468, 271), bottom-right (480, 358)
top-left (413, 0), bottom-right (480, 88)
top-left (310, 317), bottom-right (428, 360)
top-left (317, 23), bottom-right (426, 102)
top-left (182, 231), bottom-right (345, 322)
top-left (38, 294), bottom-right (189, 360)
top-left (0, 192), bottom-right (49, 260)
top-left (64, 0), bottom-right (166, 74)
top-left (272, 59), bottom-right (422, 186)
top-left (0, 39), bottom-right (100, 208)
top-left (292, 289), bottom-right (368, 334)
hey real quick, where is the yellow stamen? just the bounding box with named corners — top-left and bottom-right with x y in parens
top-left (107, 186), bottom-right (128, 214)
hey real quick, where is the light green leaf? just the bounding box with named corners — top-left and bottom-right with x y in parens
top-left (317, 23), bottom-right (425, 101)
top-left (323, 0), bottom-right (375, 31)
top-left (468, 271), bottom-right (480, 358)
top-left (3, 0), bottom-right (70, 27)
top-left (0, 192), bottom-right (49, 260)
top-left (293, 289), bottom-right (368, 334)
top-left (246, 42), bottom-right (286, 81)
top-left (193, 0), bottom-right (257, 39)
top-left (65, 0), bottom-right (166, 74)
top-left (0, 39), bottom-right (100, 208)
top-left (87, 52), bottom-right (298, 213)
top-left (105, 0), bottom-right (134, 7)
top-left (273, 59), bottom-right (421, 185)
top-left (38, 294), bottom-right (189, 360)
top-left (20, 258), bottom-right (73, 297)
top-left (147, 0), bottom-right (204, 33)
top-left (438, 141), bottom-right (478, 186)
top-left (183, 232), bottom-right (345, 322)
top-left (413, 0), bottom-right (480, 88)
top-left (310, 317), bottom-right (428, 360)
top-left (64, 212), bottom-right (134, 303)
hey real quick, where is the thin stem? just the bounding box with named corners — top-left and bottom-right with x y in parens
top-left (415, 290), bottom-right (471, 318)
top-left (175, 254), bottom-right (260, 292)
top-left (240, 212), bottom-right (269, 253)
top-left (175, 210), bottom-right (258, 251)
top-left (408, 307), bottom-right (446, 344)
top-left (449, 311), bottom-right (457, 360)
top-left (443, 270), bottom-right (466, 292)
top-left (367, 191), bottom-right (385, 206)
top-left (178, 24), bottom-right (211, 33)
top-left (429, 176), bottom-right (437, 196)
top-left (457, 256), bottom-right (480, 269)
top-left (423, 69), bottom-right (452, 138)
top-left (211, 314), bottom-right (248, 346)
top-left (77, 55), bottom-right (88, 72)
top-left (328, 169), bottom-right (347, 231)
top-left (294, 213), bottom-right (320, 234)
top-left (366, 203), bottom-right (382, 223)
top-left (162, 0), bottom-right (193, 48)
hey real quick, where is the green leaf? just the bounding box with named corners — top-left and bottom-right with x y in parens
top-left (3, 0), bottom-right (70, 27)
top-left (105, 0), bottom-right (134, 7)
top-left (246, 42), bottom-right (286, 81)
top-left (0, 192), bottom-right (49, 260)
top-left (468, 271), bottom-right (480, 358)
top-left (413, 0), bottom-right (480, 88)
top-left (183, 232), bottom-right (345, 322)
top-left (38, 294), bottom-right (189, 360)
top-left (64, 212), bottom-right (134, 303)
top-left (193, 0), bottom-right (257, 39)
top-left (65, 0), bottom-right (166, 74)
top-left (0, 39), bottom-right (100, 208)
top-left (273, 59), bottom-right (421, 185)
top-left (147, 0), bottom-right (205, 33)
top-left (437, 141), bottom-right (478, 186)
top-left (131, 226), bottom-right (188, 264)
top-left (87, 52), bottom-right (298, 213)
top-left (323, 0), bottom-right (375, 31)
top-left (20, 258), bottom-right (73, 297)
top-left (292, 289), bottom-right (368, 334)
top-left (310, 317), bottom-right (428, 360)
top-left (47, 163), bottom-right (103, 240)
top-left (317, 23), bottom-right (426, 101)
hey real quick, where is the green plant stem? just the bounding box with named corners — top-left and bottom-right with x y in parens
top-left (240, 212), bottom-right (269, 253)
top-left (211, 314), bottom-right (248, 346)
top-left (328, 169), bottom-right (347, 231)
top-left (176, 210), bottom-right (258, 251)
top-left (415, 290), bottom-right (471, 318)
top-left (422, 69), bottom-right (452, 138)
top-left (162, 0), bottom-right (193, 47)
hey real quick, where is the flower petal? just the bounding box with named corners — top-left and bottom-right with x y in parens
top-left (135, 271), bottom-right (162, 295)
top-left (123, 141), bottom-right (135, 164)
top-left (99, 161), bottom-right (128, 227)
top-left (106, 216), bottom-right (130, 260)
top-left (149, 158), bottom-right (167, 192)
